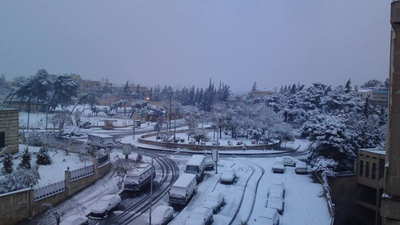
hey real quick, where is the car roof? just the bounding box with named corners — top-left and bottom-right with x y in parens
top-left (101, 194), bottom-right (119, 201)
top-left (261, 208), bottom-right (279, 219)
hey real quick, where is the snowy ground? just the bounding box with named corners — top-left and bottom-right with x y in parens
top-left (8, 110), bottom-right (331, 225)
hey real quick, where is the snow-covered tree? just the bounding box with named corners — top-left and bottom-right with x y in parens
top-left (18, 147), bottom-right (31, 170)
top-left (2, 150), bottom-right (13, 174)
top-left (36, 146), bottom-right (52, 165)
top-left (0, 166), bottom-right (40, 192)
top-left (269, 123), bottom-right (294, 149)
top-left (184, 106), bottom-right (200, 136)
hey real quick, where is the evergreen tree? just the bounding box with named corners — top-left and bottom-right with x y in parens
top-left (36, 146), bottom-right (51, 165)
top-left (252, 82), bottom-right (258, 91)
top-left (19, 148), bottom-right (31, 170)
top-left (345, 79), bottom-right (351, 93)
top-left (3, 151), bottom-right (13, 174)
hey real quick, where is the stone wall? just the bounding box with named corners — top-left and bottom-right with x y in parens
top-left (0, 108), bottom-right (19, 154)
top-left (0, 154), bottom-right (111, 225)
top-left (138, 132), bottom-right (283, 151)
top-left (0, 188), bottom-right (33, 225)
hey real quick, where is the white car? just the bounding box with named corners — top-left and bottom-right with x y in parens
top-left (272, 162), bottom-right (284, 173)
top-left (90, 194), bottom-right (121, 218)
top-left (148, 205), bottom-right (174, 225)
top-left (186, 207), bottom-right (213, 225)
top-left (266, 196), bottom-right (284, 214)
top-left (220, 168), bottom-right (236, 184)
top-left (271, 181), bottom-right (285, 197)
top-left (254, 208), bottom-right (280, 225)
top-left (282, 156), bottom-right (296, 167)
top-left (203, 192), bottom-right (225, 213)
top-left (295, 161), bottom-right (308, 174)
top-left (60, 215), bottom-right (88, 225)
top-left (268, 187), bottom-right (284, 199)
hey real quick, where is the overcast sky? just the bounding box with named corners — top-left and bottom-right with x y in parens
top-left (0, 0), bottom-right (392, 92)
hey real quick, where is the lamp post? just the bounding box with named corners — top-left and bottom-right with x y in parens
top-left (148, 157), bottom-right (154, 225)
top-left (132, 125), bottom-right (135, 140)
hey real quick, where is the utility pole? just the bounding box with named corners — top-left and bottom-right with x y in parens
top-left (169, 95), bottom-right (172, 131)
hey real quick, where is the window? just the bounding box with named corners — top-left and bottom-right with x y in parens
top-left (372, 163), bottom-right (376, 179)
top-left (359, 160), bottom-right (364, 176)
top-left (366, 162), bottom-right (370, 178)
top-left (379, 159), bottom-right (385, 179)
top-left (0, 132), bottom-right (4, 148)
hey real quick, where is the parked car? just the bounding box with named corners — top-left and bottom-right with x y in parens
top-left (60, 215), bottom-right (88, 225)
top-left (266, 195), bottom-right (284, 214)
top-left (295, 161), bottom-right (309, 174)
top-left (282, 156), bottom-right (296, 167)
top-left (220, 168), bottom-right (236, 184)
top-left (271, 181), bottom-right (285, 197)
top-left (268, 186), bottom-right (284, 199)
top-left (272, 162), bottom-right (284, 173)
top-left (204, 155), bottom-right (214, 170)
top-left (186, 207), bottom-right (213, 225)
top-left (148, 205), bottom-right (174, 225)
top-left (89, 194), bottom-right (121, 218)
top-left (254, 208), bottom-right (280, 225)
top-left (203, 192), bottom-right (225, 213)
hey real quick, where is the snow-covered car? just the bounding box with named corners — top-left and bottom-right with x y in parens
top-left (60, 215), bottom-right (88, 225)
top-left (148, 205), bottom-right (174, 225)
top-left (266, 196), bottom-right (284, 214)
top-left (254, 208), bottom-right (280, 225)
top-left (295, 161), bottom-right (308, 174)
top-left (271, 181), bottom-right (285, 197)
top-left (203, 192), bottom-right (224, 213)
top-left (272, 162), bottom-right (284, 173)
top-left (205, 155), bottom-right (214, 170)
top-left (268, 186), bottom-right (284, 199)
top-left (186, 207), bottom-right (213, 225)
top-left (90, 194), bottom-right (121, 218)
top-left (282, 156), bottom-right (296, 167)
top-left (220, 168), bottom-right (236, 184)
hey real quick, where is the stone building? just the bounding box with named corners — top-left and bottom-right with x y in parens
top-left (380, 1), bottom-right (400, 224)
top-left (0, 108), bottom-right (19, 155)
top-left (357, 148), bottom-right (385, 225)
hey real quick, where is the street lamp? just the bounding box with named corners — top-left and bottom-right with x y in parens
top-left (132, 125), bottom-right (135, 140)
top-left (148, 157), bottom-right (154, 225)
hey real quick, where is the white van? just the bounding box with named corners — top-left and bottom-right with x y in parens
top-left (169, 173), bottom-right (197, 206)
top-left (295, 161), bottom-right (308, 174)
top-left (186, 207), bottom-right (213, 225)
top-left (185, 155), bottom-right (206, 182)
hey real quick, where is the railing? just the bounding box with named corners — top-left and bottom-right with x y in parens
top-left (315, 173), bottom-right (335, 225)
top-left (70, 165), bottom-right (94, 181)
top-left (34, 180), bottom-right (66, 201)
top-left (98, 154), bottom-right (109, 167)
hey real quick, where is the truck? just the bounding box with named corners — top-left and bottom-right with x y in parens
top-left (168, 173), bottom-right (197, 206)
top-left (184, 155), bottom-right (206, 182)
top-left (124, 163), bottom-right (156, 192)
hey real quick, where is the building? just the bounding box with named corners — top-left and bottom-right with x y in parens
top-left (381, 1), bottom-right (400, 224)
top-left (354, 86), bottom-right (388, 106)
top-left (357, 148), bottom-right (385, 225)
top-left (251, 90), bottom-right (277, 99)
top-left (0, 108), bottom-right (19, 155)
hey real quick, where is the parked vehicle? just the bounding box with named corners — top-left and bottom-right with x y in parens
top-left (295, 161), bottom-right (309, 174)
top-left (186, 207), bottom-right (213, 225)
top-left (147, 205), bottom-right (174, 225)
top-left (89, 194), bottom-right (121, 218)
top-left (169, 173), bottom-right (197, 206)
top-left (282, 156), bottom-right (296, 167)
top-left (272, 162), bottom-right (284, 173)
top-left (271, 181), bottom-right (285, 197)
top-left (204, 155), bottom-right (214, 170)
top-left (268, 186), bottom-right (284, 199)
top-left (184, 155), bottom-right (206, 182)
top-left (203, 192), bottom-right (225, 213)
top-left (87, 133), bottom-right (114, 149)
top-left (60, 215), bottom-right (88, 225)
top-left (124, 163), bottom-right (155, 192)
top-left (266, 195), bottom-right (284, 214)
top-left (220, 168), bottom-right (236, 184)
top-left (254, 208), bottom-right (280, 225)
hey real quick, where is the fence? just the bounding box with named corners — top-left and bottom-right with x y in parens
top-left (70, 165), bottom-right (94, 181)
top-left (315, 173), bottom-right (335, 225)
top-left (34, 181), bottom-right (66, 201)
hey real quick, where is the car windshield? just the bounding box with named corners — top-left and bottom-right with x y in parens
top-left (186, 165), bottom-right (199, 173)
